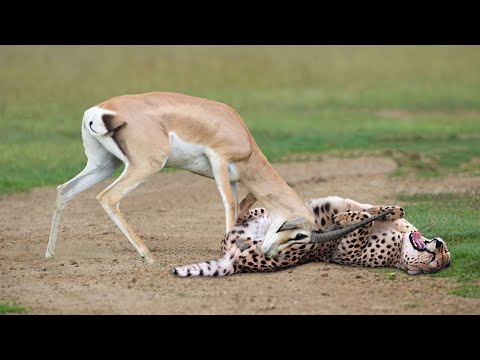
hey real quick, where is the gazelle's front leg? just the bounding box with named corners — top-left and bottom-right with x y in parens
top-left (239, 192), bottom-right (257, 217)
top-left (230, 182), bottom-right (240, 225)
top-left (208, 154), bottom-right (237, 232)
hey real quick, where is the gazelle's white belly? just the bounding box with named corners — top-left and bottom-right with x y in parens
top-left (165, 132), bottom-right (239, 182)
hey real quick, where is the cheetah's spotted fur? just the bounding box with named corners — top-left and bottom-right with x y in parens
top-left (173, 196), bottom-right (451, 277)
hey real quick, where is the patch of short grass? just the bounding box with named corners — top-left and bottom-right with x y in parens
top-left (0, 302), bottom-right (29, 314)
top-left (405, 302), bottom-right (420, 309)
top-left (450, 284), bottom-right (480, 299)
top-left (397, 193), bottom-right (480, 297)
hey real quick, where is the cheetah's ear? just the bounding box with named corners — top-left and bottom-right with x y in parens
top-left (277, 217), bottom-right (308, 232)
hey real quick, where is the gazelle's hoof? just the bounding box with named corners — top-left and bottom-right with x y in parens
top-left (142, 253), bottom-right (155, 264)
top-left (45, 250), bottom-right (55, 259)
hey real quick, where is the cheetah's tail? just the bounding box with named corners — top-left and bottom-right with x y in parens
top-left (172, 256), bottom-right (235, 277)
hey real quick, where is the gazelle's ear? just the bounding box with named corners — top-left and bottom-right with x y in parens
top-left (276, 217), bottom-right (307, 232)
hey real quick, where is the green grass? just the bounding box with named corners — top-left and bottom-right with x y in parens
top-left (0, 302), bottom-right (29, 314)
top-left (398, 193), bottom-right (480, 298)
top-left (1, 46), bottom-right (480, 193)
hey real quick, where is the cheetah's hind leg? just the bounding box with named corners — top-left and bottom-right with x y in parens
top-left (365, 206), bottom-right (405, 221)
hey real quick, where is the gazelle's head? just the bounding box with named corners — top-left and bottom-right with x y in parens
top-left (260, 217), bottom-right (315, 258)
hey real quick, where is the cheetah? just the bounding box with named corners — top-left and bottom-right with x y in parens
top-left (172, 196), bottom-right (451, 277)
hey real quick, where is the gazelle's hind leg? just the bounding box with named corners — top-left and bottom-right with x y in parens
top-left (46, 135), bottom-right (121, 258)
top-left (96, 161), bottom-right (166, 263)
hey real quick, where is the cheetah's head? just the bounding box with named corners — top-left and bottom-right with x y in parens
top-left (402, 230), bottom-right (451, 274)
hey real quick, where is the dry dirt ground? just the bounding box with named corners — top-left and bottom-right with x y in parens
top-left (1, 157), bottom-right (479, 314)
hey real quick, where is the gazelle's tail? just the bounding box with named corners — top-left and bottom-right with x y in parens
top-left (83, 106), bottom-right (126, 137)
top-left (172, 256), bottom-right (235, 277)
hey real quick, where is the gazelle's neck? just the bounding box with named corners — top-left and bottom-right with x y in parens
top-left (237, 145), bottom-right (314, 225)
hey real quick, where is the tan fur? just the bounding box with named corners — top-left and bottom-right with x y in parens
top-left (46, 92), bottom-right (313, 262)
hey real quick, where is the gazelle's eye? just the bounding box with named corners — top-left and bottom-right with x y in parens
top-left (293, 233), bottom-right (308, 241)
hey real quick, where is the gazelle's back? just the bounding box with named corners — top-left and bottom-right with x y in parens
top-left (98, 92), bottom-right (253, 161)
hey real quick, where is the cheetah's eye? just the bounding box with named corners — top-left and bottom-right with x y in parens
top-left (293, 233), bottom-right (308, 241)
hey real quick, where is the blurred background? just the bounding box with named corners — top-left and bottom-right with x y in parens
top-left (1, 45), bottom-right (479, 193)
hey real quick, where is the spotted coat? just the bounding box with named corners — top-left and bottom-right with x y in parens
top-left (173, 196), bottom-right (451, 277)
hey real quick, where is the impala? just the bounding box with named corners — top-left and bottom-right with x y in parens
top-left (46, 92), bottom-right (383, 263)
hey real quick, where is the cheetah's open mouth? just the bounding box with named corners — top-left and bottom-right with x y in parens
top-left (409, 231), bottom-right (426, 251)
